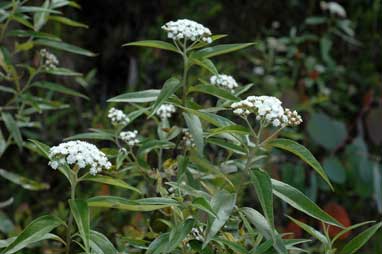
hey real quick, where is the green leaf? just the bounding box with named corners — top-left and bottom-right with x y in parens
top-left (123, 40), bottom-right (179, 53)
top-left (191, 197), bottom-right (217, 217)
top-left (189, 84), bottom-right (239, 101)
top-left (214, 238), bottom-right (247, 254)
top-left (32, 81), bottom-right (88, 99)
top-left (33, 0), bottom-right (50, 31)
top-left (307, 113), bottom-right (347, 151)
top-left (271, 179), bottom-right (341, 227)
top-left (0, 129), bottom-right (7, 157)
top-left (1, 113), bottom-right (23, 150)
top-left (206, 137), bottom-right (246, 155)
top-left (87, 196), bottom-right (178, 211)
top-left (340, 222), bottom-right (382, 254)
top-left (107, 89), bottom-right (161, 103)
top-left (150, 77), bottom-right (181, 117)
top-left (241, 207), bottom-right (286, 254)
top-left (81, 175), bottom-right (141, 194)
top-left (34, 39), bottom-right (96, 56)
top-left (208, 125), bottom-right (250, 137)
top-left (0, 169), bottom-right (49, 191)
top-left (64, 131), bottom-right (114, 141)
top-left (167, 219), bottom-right (195, 252)
top-left (1, 215), bottom-right (63, 254)
top-left (28, 139), bottom-right (50, 158)
top-left (204, 191), bottom-right (236, 247)
top-left (189, 57), bottom-right (218, 74)
top-left (183, 112), bottom-right (204, 156)
top-left (332, 221), bottom-right (375, 244)
top-left (323, 156), bottom-right (346, 184)
top-left (138, 139), bottom-right (175, 155)
top-left (6, 29), bottom-right (61, 41)
top-left (44, 67), bottom-right (82, 76)
top-left (146, 232), bottom-right (170, 254)
top-left (49, 15), bottom-right (88, 28)
top-left (69, 199), bottom-right (90, 253)
top-left (251, 169), bottom-right (274, 227)
top-left (89, 230), bottom-right (118, 254)
top-left (287, 216), bottom-right (328, 245)
top-left (268, 138), bottom-right (333, 190)
top-left (194, 43), bottom-right (254, 58)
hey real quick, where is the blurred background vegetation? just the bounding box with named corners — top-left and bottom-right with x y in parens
top-left (1, 0), bottom-right (382, 252)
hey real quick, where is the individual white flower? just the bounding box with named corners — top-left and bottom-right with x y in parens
top-left (320, 1), bottom-right (346, 17)
top-left (108, 107), bottom-right (130, 126)
top-left (156, 104), bottom-right (176, 119)
top-left (230, 95), bottom-right (302, 128)
top-left (253, 66), bottom-right (265, 76)
top-left (48, 140), bottom-right (111, 175)
top-left (120, 130), bottom-right (139, 147)
top-left (162, 19), bottom-right (212, 44)
top-left (40, 49), bottom-right (59, 69)
top-left (210, 74), bottom-right (239, 93)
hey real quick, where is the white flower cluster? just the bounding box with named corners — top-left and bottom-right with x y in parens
top-left (48, 140), bottom-right (111, 175)
top-left (156, 104), bottom-right (176, 119)
top-left (120, 130), bottom-right (139, 146)
top-left (162, 19), bottom-right (212, 43)
top-left (231, 96), bottom-right (303, 127)
top-left (210, 74), bottom-right (239, 93)
top-left (320, 1), bottom-right (346, 17)
top-left (108, 107), bottom-right (130, 126)
top-left (40, 49), bottom-right (59, 69)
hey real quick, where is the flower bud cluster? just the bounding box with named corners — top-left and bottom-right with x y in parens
top-left (40, 49), bottom-right (59, 69)
top-left (182, 129), bottom-right (195, 148)
top-left (120, 130), bottom-right (139, 147)
top-left (284, 108), bottom-right (303, 126)
top-left (162, 19), bottom-right (212, 43)
top-left (108, 107), bottom-right (130, 126)
top-left (156, 104), bottom-right (176, 119)
top-left (48, 140), bottom-right (111, 175)
top-left (231, 95), bottom-right (303, 127)
top-left (210, 74), bottom-right (239, 93)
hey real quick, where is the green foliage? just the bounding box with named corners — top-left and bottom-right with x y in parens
top-left (0, 1), bottom-right (381, 254)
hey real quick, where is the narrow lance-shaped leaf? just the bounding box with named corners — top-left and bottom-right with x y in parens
top-left (339, 222), bottom-right (382, 254)
top-left (80, 175), bottom-right (141, 194)
top-left (287, 216), bottom-right (328, 245)
top-left (69, 199), bottom-right (90, 253)
top-left (183, 112), bottom-right (204, 156)
top-left (32, 81), bottom-right (88, 99)
top-left (271, 179), bottom-right (341, 227)
top-left (107, 89), bottom-right (161, 103)
top-left (1, 113), bottom-right (23, 150)
top-left (204, 191), bottom-right (236, 248)
top-left (268, 138), bottom-right (333, 190)
top-left (167, 219), bottom-right (195, 252)
top-left (1, 215), bottom-right (64, 254)
top-left (251, 168), bottom-right (274, 227)
top-left (194, 43), bottom-right (254, 58)
top-left (240, 207), bottom-right (287, 254)
top-left (0, 169), bottom-right (49, 191)
top-left (123, 40), bottom-right (179, 53)
top-left (89, 230), bottom-right (118, 254)
top-left (34, 39), bottom-right (96, 56)
top-left (149, 77), bottom-right (181, 117)
top-left (87, 196), bottom-right (178, 211)
top-left (188, 84), bottom-right (240, 101)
